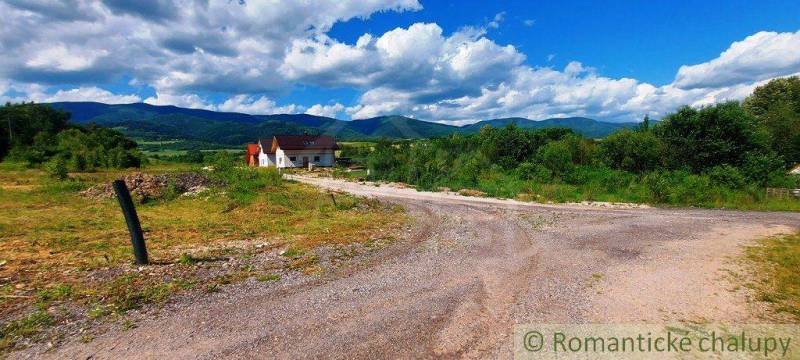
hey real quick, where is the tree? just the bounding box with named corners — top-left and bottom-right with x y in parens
top-left (538, 141), bottom-right (574, 178)
top-left (743, 76), bottom-right (800, 166)
top-left (654, 102), bottom-right (769, 172)
top-left (638, 114), bottom-right (651, 131)
top-left (0, 102), bottom-right (70, 161)
top-left (600, 129), bottom-right (664, 172)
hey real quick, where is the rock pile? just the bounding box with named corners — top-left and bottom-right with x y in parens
top-left (82, 172), bottom-right (216, 201)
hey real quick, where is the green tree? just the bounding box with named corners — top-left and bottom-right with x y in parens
top-left (743, 76), bottom-right (800, 167)
top-left (43, 156), bottom-right (68, 180)
top-left (654, 102), bottom-right (769, 172)
top-left (0, 102), bottom-right (69, 161)
top-left (600, 129), bottom-right (664, 172)
top-left (538, 141), bottom-right (574, 178)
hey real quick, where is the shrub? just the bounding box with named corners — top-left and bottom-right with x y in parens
top-left (43, 157), bottom-right (68, 180)
top-left (740, 152), bottom-right (786, 186)
top-left (707, 165), bottom-right (746, 189)
top-left (600, 129), bottom-right (664, 172)
top-left (654, 102), bottom-right (769, 172)
top-left (517, 162), bottom-right (552, 182)
top-left (538, 141), bottom-right (574, 178)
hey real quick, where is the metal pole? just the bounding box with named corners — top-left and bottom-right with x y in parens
top-left (112, 180), bottom-right (149, 265)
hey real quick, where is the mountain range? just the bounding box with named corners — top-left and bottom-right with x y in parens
top-left (48, 102), bottom-right (640, 145)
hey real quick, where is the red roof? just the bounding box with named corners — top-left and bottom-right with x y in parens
top-left (259, 135), bottom-right (338, 153)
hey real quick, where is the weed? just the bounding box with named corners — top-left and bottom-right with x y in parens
top-left (281, 247), bottom-right (304, 258)
top-left (0, 311), bottom-right (53, 353)
top-left (178, 253), bottom-right (199, 265)
top-left (256, 273), bottom-right (281, 282)
top-left (36, 284), bottom-right (73, 304)
top-left (80, 334), bottom-right (94, 343)
top-left (121, 320), bottom-right (137, 331)
top-left (87, 304), bottom-right (111, 319)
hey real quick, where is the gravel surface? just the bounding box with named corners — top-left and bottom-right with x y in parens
top-left (16, 176), bottom-right (800, 359)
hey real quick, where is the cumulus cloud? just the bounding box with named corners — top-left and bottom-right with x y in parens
top-left (306, 103), bottom-right (345, 118)
top-left (1, 85), bottom-right (141, 104)
top-left (144, 92), bottom-right (215, 110)
top-left (217, 95), bottom-right (303, 114)
top-left (674, 30), bottom-right (800, 89)
top-left (0, 0), bottom-right (422, 95)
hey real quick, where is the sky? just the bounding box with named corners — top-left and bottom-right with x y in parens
top-left (1, 0), bottom-right (799, 124)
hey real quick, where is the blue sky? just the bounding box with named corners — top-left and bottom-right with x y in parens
top-left (2, 0), bottom-right (800, 123)
top-left (330, 0), bottom-right (800, 84)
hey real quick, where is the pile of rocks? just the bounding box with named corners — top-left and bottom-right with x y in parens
top-left (82, 172), bottom-right (216, 201)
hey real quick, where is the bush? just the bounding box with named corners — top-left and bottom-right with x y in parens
top-left (707, 165), bottom-right (746, 189)
top-left (740, 152), bottom-right (786, 186)
top-left (655, 102), bottom-right (769, 172)
top-left (600, 129), bottom-right (664, 172)
top-left (516, 162), bottom-right (552, 182)
top-left (643, 171), bottom-right (672, 203)
top-left (538, 141), bottom-right (574, 179)
top-left (43, 157), bottom-right (68, 180)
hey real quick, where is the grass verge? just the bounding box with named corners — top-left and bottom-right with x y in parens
top-left (746, 232), bottom-right (800, 319)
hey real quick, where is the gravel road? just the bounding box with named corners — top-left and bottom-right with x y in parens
top-left (19, 176), bottom-right (800, 359)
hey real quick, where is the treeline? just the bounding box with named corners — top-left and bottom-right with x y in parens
top-left (151, 149), bottom-right (244, 164)
top-left (0, 103), bottom-right (143, 174)
top-left (364, 77), bottom-right (800, 207)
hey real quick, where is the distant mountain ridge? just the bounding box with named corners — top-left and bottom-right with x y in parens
top-left (460, 117), bottom-right (640, 138)
top-left (48, 102), bottom-right (640, 145)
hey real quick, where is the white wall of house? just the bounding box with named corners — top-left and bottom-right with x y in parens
top-left (274, 148), bottom-right (335, 168)
top-left (258, 144), bottom-right (276, 167)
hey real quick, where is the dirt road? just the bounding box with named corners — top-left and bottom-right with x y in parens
top-left (20, 176), bottom-right (800, 359)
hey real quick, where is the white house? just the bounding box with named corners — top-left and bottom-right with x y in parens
top-left (257, 135), bottom-right (337, 168)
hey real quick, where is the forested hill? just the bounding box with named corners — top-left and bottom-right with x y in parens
top-left (459, 117), bottom-right (640, 138)
top-left (48, 102), bottom-right (639, 145)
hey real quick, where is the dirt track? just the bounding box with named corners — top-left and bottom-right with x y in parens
top-left (18, 176), bottom-right (800, 359)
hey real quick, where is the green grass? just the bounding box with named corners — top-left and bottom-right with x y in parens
top-left (746, 232), bottom-right (800, 319)
top-left (398, 167), bottom-right (800, 211)
top-left (0, 161), bottom-right (404, 354)
top-left (256, 273), bottom-right (281, 282)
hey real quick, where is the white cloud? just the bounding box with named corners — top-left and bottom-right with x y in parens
top-left (674, 30), bottom-right (800, 89)
top-left (144, 91), bottom-right (215, 110)
top-left (217, 95), bottom-right (303, 114)
top-left (37, 87), bottom-right (140, 104)
top-left (25, 45), bottom-right (108, 72)
top-left (488, 12), bottom-right (505, 29)
top-left (523, 19), bottom-right (535, 27)
top-left (1, 85), bottom-right (141, 104)
top-left (306, 103), bottom-right (345, 118)
top-left (0, 0), bottom-right (422, 95)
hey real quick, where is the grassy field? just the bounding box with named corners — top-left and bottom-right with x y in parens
top-left (747, 232), bottom-right (800, 320)
top-left (0, 161), bottom-right (404, 353)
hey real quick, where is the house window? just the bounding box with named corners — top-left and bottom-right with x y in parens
top-left (314, 156), bottom-right (320, 162)
top-left (289, 156), bottom-right (296, 162)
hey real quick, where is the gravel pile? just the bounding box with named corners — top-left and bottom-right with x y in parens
top-left (81, 172), bottom-right (216, 201)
